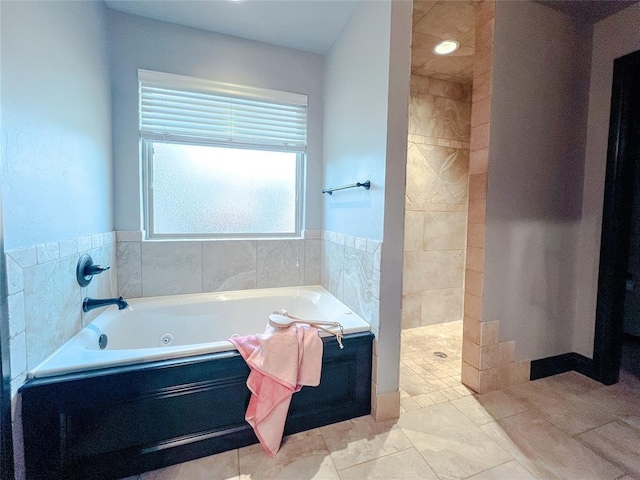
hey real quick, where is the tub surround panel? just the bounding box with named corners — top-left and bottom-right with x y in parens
top-left (117, 234), bottom-right (322, 298)
top-left (5, 232), bottom-right (118, 390)
top-left (203, 241), bottom-right (257, 292)
top-left (141, 241), bottom-right (203, 296)
top-left (403, 75), bottom-right (470, 330)
top-left (257, 240), bottom-right (305, 288)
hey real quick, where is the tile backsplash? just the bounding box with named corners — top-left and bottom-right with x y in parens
top-left (6, 232), bottom-right (117, 395)
top-left (115, 231), bottom-right (322, 298)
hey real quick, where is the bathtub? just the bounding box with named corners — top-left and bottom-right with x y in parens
top-left (29, 285), bottom-right (370, 379)
top-left (21, 285), bottom-right (374, 479)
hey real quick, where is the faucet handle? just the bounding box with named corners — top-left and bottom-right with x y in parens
top-left (76, 254), bottom-right (110, 287)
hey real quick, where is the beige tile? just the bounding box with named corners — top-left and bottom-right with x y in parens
top-left (482, 411), bottom-right (623, 480)
top-left (495, 364), bottom-right (514, 390)
top-left (410, 73), bottom-right (430, 94)
top-left (540, 371), bottom-right (604, 397)
top-left (469, 173), bottom-right (488, 200)
top-left (577, 382), bottom-right (640, 418)
top-left (405, 143), bottom-right (438, 203)
top-left (473, 45), bottom-right (494, 80)
top-left (463, 317), bottom-right (481, 344)
top-left (475, 0), bottom-right (496, 27)
top-left (479, 344), bottom-right (499, 370)
top-left (470, 122), bottom-right (490, 151)
top-left (421, 288), bottom-right (464, 325)
top-left (465, 269), bottom-right (484, 296)
top-left (140, 449), bottom-right (239, 480)
top-left (398, 403), bottom-right (512, 480)
top-left (239, 434), bottom-right (337, 479)
top-left (436, 250), bottom-right (466, 290)
top-left (450, 395), bottom-right (495, 426)
top-left (404, 210), bottom-right (424, 252)
top-left (512, 360), bottom-right (531, 384)
top-left (463, 338), bottom-right (481, 368)
top-left (423, 211), bottom-right (467, 251)
top-left (373, 391), bottom-right (401, 421)
top-left (478, 368), bottom-right (498, 394)
top-left (475, 16), bottom-right (495, 52)
top-left (472, 72), bottom-right (492, 104)
top-left (464, 292), bottom-right (482, 321)
top-left (337, 447), bottom-right (439, 479)
top-left (480, 321), bottom-right (499, 346)
top-left (467, 460), bottom-right (535, 480)
top-left (462, 361), bottom-right (480, 392)
top-left (468, 198), bottom-right (487, 224)
top-left (471, 96), bottom-right (491, 131)
top-left (577, 421), bottom-right (640, 479)
top-left (466, 247), bottom-right (485, 273)
top-left (320, 415), bottom-right (413, 471)
top-left (402, 293), bottom-right (422, 329)
top-left (429, 78), bottom-right (471, 101)
top-left (469, 148), bottom-right (489, 174)
top-left (620, 415), bottom-right (640, 430)
top-left (497, 341), bottom-right (515, 366)
top-left (443, 98), bottom-right (471, 141)
top-left (409, 93), bottom-right (445, 138)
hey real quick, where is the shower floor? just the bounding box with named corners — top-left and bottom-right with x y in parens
top-left (399, 320), bottom-right (472, 412)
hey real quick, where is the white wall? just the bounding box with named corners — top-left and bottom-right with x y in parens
top-left (108, 10), bottom-right (324, 233)
top-left (573, 3), bottom-right (640, 358)
top-left (484, 1), bottom-right (592, 361)
top-left (322, 0), bottom-right (411, 399)
top-left (322, 1), bottom-right (392, 241)
top-left (1, 1), bottom-right (113, 250)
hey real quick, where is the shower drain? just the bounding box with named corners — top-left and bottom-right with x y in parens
top-left (433, 351), bottom-right (448, 358)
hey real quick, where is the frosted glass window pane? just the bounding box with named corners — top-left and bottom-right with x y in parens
top-left (151, 142), bottom-right (297, 235)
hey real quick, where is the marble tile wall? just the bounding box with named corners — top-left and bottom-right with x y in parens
top-left (403, 74), bottom-right (471, 330)
top-left (319, 230), bottom-right (385, 417)
top-left (116, 231), bottom-right (321, 298)
top-left (5, 232), bottom-right (118, 396)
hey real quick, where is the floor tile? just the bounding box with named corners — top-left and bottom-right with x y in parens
top-left (320, 415), bottom-right (413, 471)
top-left (577, 382), bottom-right (640, 418)
top-left (398, 402), bottom-right (512, 480)
top-left (537, 371), bottom-right (604, 397)
top-left (466, 460), bottom-right (537, 480)
top-left (481, 411), bottom-right (623, 480)
top-left (139, 449), bottom-right (239, 480)
top-left (239, 435), bottom-right (338, 479)
top-left (577, 420), bottom-right (640, 479)
top-left (337, 448), bottom-right (438, 480)
top-left (451, 390), bottom-right (528, 426)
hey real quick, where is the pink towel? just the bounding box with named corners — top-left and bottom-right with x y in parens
top-left (229, 323), bottom-right (323, 457)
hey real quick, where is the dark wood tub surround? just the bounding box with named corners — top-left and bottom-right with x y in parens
top-left (20, 332), bottom-right (373, 480)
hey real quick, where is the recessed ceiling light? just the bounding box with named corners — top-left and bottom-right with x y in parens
top-left (433, 40), bottom-right (459, 55)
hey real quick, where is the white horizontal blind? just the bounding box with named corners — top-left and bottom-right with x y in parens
top-left (139, 70), bottom-right (308, 152)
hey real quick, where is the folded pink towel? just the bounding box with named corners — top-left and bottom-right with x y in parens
top-left (229, 323), bottom-right (323, 457)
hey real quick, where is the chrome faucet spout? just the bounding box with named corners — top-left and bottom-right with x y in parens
top-left (83, 296), bottom-right (129, 313)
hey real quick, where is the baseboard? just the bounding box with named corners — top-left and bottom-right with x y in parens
top-left (530, 352), bottom-right (595, 381)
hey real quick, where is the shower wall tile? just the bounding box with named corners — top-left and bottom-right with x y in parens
top-left (24, 254), bottom-right (82, 370)
top-left (321, 240), bottom-right (345, 300)
top-left (421, 287), bottom-right (464, 326)
top-left (256, 240), bottom-right (304, 288)
top-left (343, 246), bottom-right (374, 323)
top-left (203, 240), bottom-right (257, 292)
top-left (117, 242), bottom-right (142, 298)
top-left (403, 76), bottom-right (471, 330)
top-left (142, 241), bottom-right (203, 296)
top-left (8, 292), bottom-right (25, 339)
top-left (36, 242), bottom-right (60, 264)
top-left (4, 233), bottom-right (117, 396)
top-left (304, 239), bottom-right (321, 285)
top-left (77, 235), bottom-right (93, 252)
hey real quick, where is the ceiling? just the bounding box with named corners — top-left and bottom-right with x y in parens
top-left (534, 0), bottom-right (638, 24)
top-left (411, 1), bottom-right (477, 85)
top-left (104, 0), bottom-right (359, 54)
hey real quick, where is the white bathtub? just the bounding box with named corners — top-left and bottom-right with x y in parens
top-left (29, 285), bottom-right (370, 379)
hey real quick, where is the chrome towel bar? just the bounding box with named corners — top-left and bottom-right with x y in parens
top-left (322, 180), bottom-right (371, 195)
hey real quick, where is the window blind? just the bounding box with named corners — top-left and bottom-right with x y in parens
top-left (139, 70), bottom-right (308, 152)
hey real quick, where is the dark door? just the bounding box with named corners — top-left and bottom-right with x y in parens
top-left (594, 48), bottom-right (640, 384)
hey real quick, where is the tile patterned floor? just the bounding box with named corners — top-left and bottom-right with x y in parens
top-left (124, 322), bottom-right (640, 480)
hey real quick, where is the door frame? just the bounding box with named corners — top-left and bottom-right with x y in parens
top-left (593, 48), bottom-right (640, 385)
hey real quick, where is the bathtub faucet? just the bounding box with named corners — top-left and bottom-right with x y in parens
top-left (83, 296), bottom-right (129, 313)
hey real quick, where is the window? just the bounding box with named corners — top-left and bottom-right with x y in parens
top-left (139, 70), bottom-right (307, 239)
